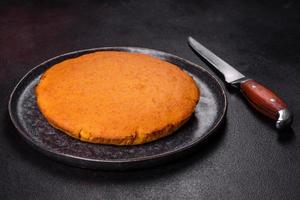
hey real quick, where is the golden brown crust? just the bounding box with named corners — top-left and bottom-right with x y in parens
top-left (36, 51), bottom-right (200, 145)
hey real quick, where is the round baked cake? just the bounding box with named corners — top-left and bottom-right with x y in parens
top-left (36, 51), bottom-right (200, 145)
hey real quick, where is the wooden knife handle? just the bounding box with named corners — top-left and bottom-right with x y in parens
top-left (240, 79), bottom-right (293, 129)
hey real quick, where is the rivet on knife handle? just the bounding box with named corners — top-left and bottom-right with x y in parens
top-left (240, 79), bottom-right (293, 129)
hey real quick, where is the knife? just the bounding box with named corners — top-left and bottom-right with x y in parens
top-left (188, 36), bottom-right (293, 129)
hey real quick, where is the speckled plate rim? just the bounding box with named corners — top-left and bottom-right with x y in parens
top-left (8, 47), bottom-right (227, 168)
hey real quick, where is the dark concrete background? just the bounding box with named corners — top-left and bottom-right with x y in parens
top-left (0, 0), bottom-right (299, 199)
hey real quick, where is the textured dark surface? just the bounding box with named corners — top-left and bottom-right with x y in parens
top-left (0, 0), bottom-right (300, 199)
top-left (9, 47), bottom-right (226, 169)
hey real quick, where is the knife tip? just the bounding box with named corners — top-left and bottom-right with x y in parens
top-left (187, 36), bottom-right (195, 44)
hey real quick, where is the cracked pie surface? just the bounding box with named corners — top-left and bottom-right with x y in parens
top-left (36, 51), bottom-right (200, 145)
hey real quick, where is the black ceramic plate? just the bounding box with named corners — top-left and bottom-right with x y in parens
top-left (9, 47), bottom-right (227, 170)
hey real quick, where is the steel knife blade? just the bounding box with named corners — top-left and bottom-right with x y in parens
top-left (188, 36), bottom-right (245, 84)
